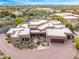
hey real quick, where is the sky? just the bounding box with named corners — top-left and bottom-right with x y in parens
top-left (0, 0), bottom-right (79, 5)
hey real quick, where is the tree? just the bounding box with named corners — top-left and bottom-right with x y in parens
top-left (0, 10), bottom-right (10, 17)
top-left (4, 16), bottom-right (12, 21)
top-left (73, 23), bottom-right (79, 31)
top-left (26, 12), bottom-right (37, 16)
top-left (14, 17), bottom-right (25, 26)
top-left (72, 7), bottom-right (79, 14)
top-left (66, 24), bottom-right (73, 31)
top-left (41, 10), bottom-right (48, 14)
top-left (52, 15), bottom-right (62, 20)
top-left (10, 14), bottom-right (16, 18)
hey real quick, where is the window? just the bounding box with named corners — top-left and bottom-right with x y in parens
top-left (31, 28), bottom-right (36, 30)
top-left (22, 38), bottom-right (29, 41)
top-left (32, 34), bottom-right (35, 36)
top-left (22, 38), bottom-right (25, 41)
top-left (40, 34), bottom-right (43, 36)
top-left (25, 38), bottom-right (29, 41)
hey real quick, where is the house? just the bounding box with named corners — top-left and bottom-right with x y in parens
top-left (63, 16), bottom-right (79, 25)
top-left (36, 8), bottom-right (52, 11)
top-left (54, 10), bottom-right (62, 13)
top-left (65, 10), bottom-right (74, 13)
top-left (56, 13), bottom-right (79, 25)
top-left (12, 11), bottom-right (23, 17)
top-left (6, 19), bottom-right (74, 46)
top-left (56, 13), bottom-right (74, 16)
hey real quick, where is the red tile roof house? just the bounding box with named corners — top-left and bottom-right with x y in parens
top-left (6, 19), bottom-right (74, 47)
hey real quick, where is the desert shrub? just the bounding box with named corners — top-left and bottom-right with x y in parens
top-left (75, 38), bottom-right (79, 49)
top-left (27, 43), bottom-right (37, 49)
top-left (8, 56), bottom-right (12, 59)
top-left (14, 43), bottom-right (20, 48)
top-left (42, 42), bottom-right (49, 47)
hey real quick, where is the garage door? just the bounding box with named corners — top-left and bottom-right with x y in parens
top-left (50, 39), bottom-right (65, 43)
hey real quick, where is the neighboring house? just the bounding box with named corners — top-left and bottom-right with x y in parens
top-left (56, 13), bottom-right (79, 25)
top-left (56, 13), bottom-right (74, 16)
top-left (63, 16), bottom-right (79, 25)
top-left (65, 10), bottom-right (74, 13)
top-left (12, 11), bottom-right (23, 17)
top-left (36, 8), bottom-right (61, 13)
top-left (74, 15), bottom-right (79, 18)
top-left (54, 10), bottom-right (62, 13)
top-left (36, 8), bottom-right (52, 11)
top-left (6, 19), bottom-right (73, 46)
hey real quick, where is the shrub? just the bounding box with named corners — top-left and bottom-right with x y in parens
top-left (75, 38), bottom-right (79, 49)
top-left (27, 43), bottom-right (37, 49)
top-left (8, 56), bottom-right (11, 59)
top-left (14, 43), bottom-right (20, 48)
top-left (42, 42), bottom-right (49, 47)
top-left (7, 40), bottom-right (12, 43)
top-left (52, 15), bottom-right (63, 20)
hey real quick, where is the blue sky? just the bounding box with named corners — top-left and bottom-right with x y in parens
top-left (0, 0), bottom-right (79, 5)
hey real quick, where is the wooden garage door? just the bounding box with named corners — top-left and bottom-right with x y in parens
top-left (51, 39), bottom-right (64, 43)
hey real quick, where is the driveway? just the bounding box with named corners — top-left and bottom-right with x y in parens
top-left (0, 34), bottom-right (77, 59)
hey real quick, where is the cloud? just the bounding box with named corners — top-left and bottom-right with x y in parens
top-left (0, 3), bottom-right (3, 5)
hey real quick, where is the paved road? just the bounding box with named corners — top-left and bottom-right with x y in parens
top-left (0, 34), bottom-right (77, 59)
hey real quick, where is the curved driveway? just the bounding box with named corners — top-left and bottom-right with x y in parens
top-left (0, 34), bottom-right (77, 59)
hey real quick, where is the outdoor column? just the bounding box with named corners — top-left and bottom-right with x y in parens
top-left (70, 35), bottom-right (72, 40)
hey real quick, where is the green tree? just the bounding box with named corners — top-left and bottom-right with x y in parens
top-left (73, 23), bottom-right (79, 31)
top-left (0, 10), bottom-right (10, 17)
top-left (15, 17), bottom-right (25, 26)
top-left (52, 15), bottom-right (62, 20)
top-left (66, 24), bottom-right (73, 31)
top-left (27, 12), bottom-right (37, 16)
top-left (10, 14), bottom-right (16, 18)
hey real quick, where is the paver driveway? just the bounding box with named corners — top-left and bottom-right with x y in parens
top-left (0, 34), bottom-right (77, 59)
